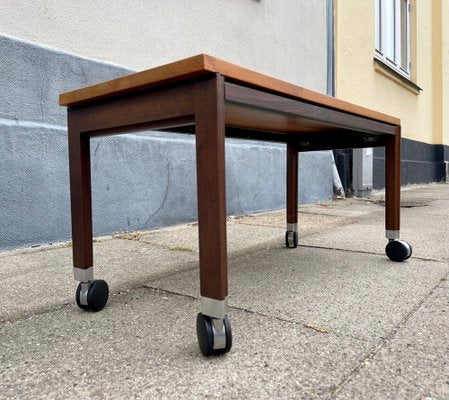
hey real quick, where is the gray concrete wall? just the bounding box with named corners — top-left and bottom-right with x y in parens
top-left (0, 34), bottom-right (333, 251)
top-left (0, 0), bottom-right (327, 92)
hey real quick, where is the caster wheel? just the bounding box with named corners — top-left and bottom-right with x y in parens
top-left (76, 279), bottom-right (109, 312)
top-left (285, 230), bottom-right (298, 248)
top-left (385, 240), bottom-right (412, 262)
top-left (196, 313), bottom-right (232, 356)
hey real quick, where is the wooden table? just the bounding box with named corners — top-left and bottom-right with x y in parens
top-left (60, 54), bottom-right (412, 356)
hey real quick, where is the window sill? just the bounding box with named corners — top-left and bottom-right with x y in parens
top-left (373, 57), bottom-right (422, 95)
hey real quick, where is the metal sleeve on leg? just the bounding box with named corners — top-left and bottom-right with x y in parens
top-left (201, 296), bottom-right (228, 319)
top-left (386, 230), bottom-right (400, 240)
top-left (287, 223), bottom-right (298, 232)
top-left (74, 267), bottom-right (93, 282)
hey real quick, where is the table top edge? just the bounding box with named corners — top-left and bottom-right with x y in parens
top-left (59, 53), bottom-right (400, 126)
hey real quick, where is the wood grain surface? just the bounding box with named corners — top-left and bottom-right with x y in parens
top-left (60, 54), bottom-right (399, 125)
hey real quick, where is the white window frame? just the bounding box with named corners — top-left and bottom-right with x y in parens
top-left (375, 0), bottom-right (411, 79)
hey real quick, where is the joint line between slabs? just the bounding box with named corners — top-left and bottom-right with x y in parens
top-left (299, 244), bottom-right (444, 263)
top-left (144, 286), bottom-right (369, 343)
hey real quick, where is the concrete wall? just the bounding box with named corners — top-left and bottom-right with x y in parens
top-left (0, 34), bottom-right (333, 251)
top-left (0, 0), bottom-right (327, 92)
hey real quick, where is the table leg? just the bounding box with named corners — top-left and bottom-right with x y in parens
top-left (286, 143), bottom-right (298, 248)
top-left (385, 126), bottom-right (401, 237)
top-left (68, 114), bottom-right (109, 311)
top-left (385, 125), bottom-right (412, 261)
top-left (194, 76), bottom-right (231, 356)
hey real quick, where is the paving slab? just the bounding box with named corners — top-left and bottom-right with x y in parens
top-left (136, 221), bottom-right (284, 254)
top-left (0, 238), bottom-right (196, 322)
top-left (0, 210), bottom-right (359, 324)
top-left (1, 183), bottom-right (447, 399)
top-left (148, 244), bottom-right (449, 342)
top-left (300, 193), bottom-right (449, 262)
top-left (136, 209), bottom-right (362, 255)
top-left (381, 184), bottom-right (449, 201)
top-left (0, 287), bottom-right (374, 400)
top-left (299, 199), bottom-right (384, 218)
top-left (333, 285), bottom-right (449, 400)
top-left (233, 209), bottom-right (361, 235)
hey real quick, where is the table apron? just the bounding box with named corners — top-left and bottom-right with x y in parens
top-left (224, 82), bottom-right (397, 136)
top-left (67, 83), bottom-right (197, 136)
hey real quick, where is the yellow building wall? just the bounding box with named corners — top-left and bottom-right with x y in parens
top-left (335, 0), bottom-right (447, 146)
top-left (443, 0), bottom-right (449, 146)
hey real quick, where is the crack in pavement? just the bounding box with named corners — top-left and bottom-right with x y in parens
top-left (327, 270), bottom-right (449, 399)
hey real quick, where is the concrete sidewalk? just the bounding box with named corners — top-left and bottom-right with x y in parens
top-left (0, 184), bottom-right (448, 399)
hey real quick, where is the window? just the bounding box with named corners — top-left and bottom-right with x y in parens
top-left (375, 0), bottom-right (410, 78)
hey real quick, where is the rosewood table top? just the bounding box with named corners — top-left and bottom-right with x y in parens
top-left (59, 54), bottom-right (399, 126)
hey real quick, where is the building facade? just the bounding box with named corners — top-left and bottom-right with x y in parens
top-left (334, 0), bottom-right (449, 189)
top-left (0, 0), bottom-right (333, 250)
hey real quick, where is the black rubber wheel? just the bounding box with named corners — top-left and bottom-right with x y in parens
top-left (385, 240), bottom-right (412, 262)
top-left (196, 313), bottom-right (232, 357)
top-left (75, 280), bottom-right (109, 312)
top-left (285, 231), bottom-right (298, 248)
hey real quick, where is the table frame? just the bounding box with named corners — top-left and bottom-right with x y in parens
top-left (67, 72), bottom-right (402, 343)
